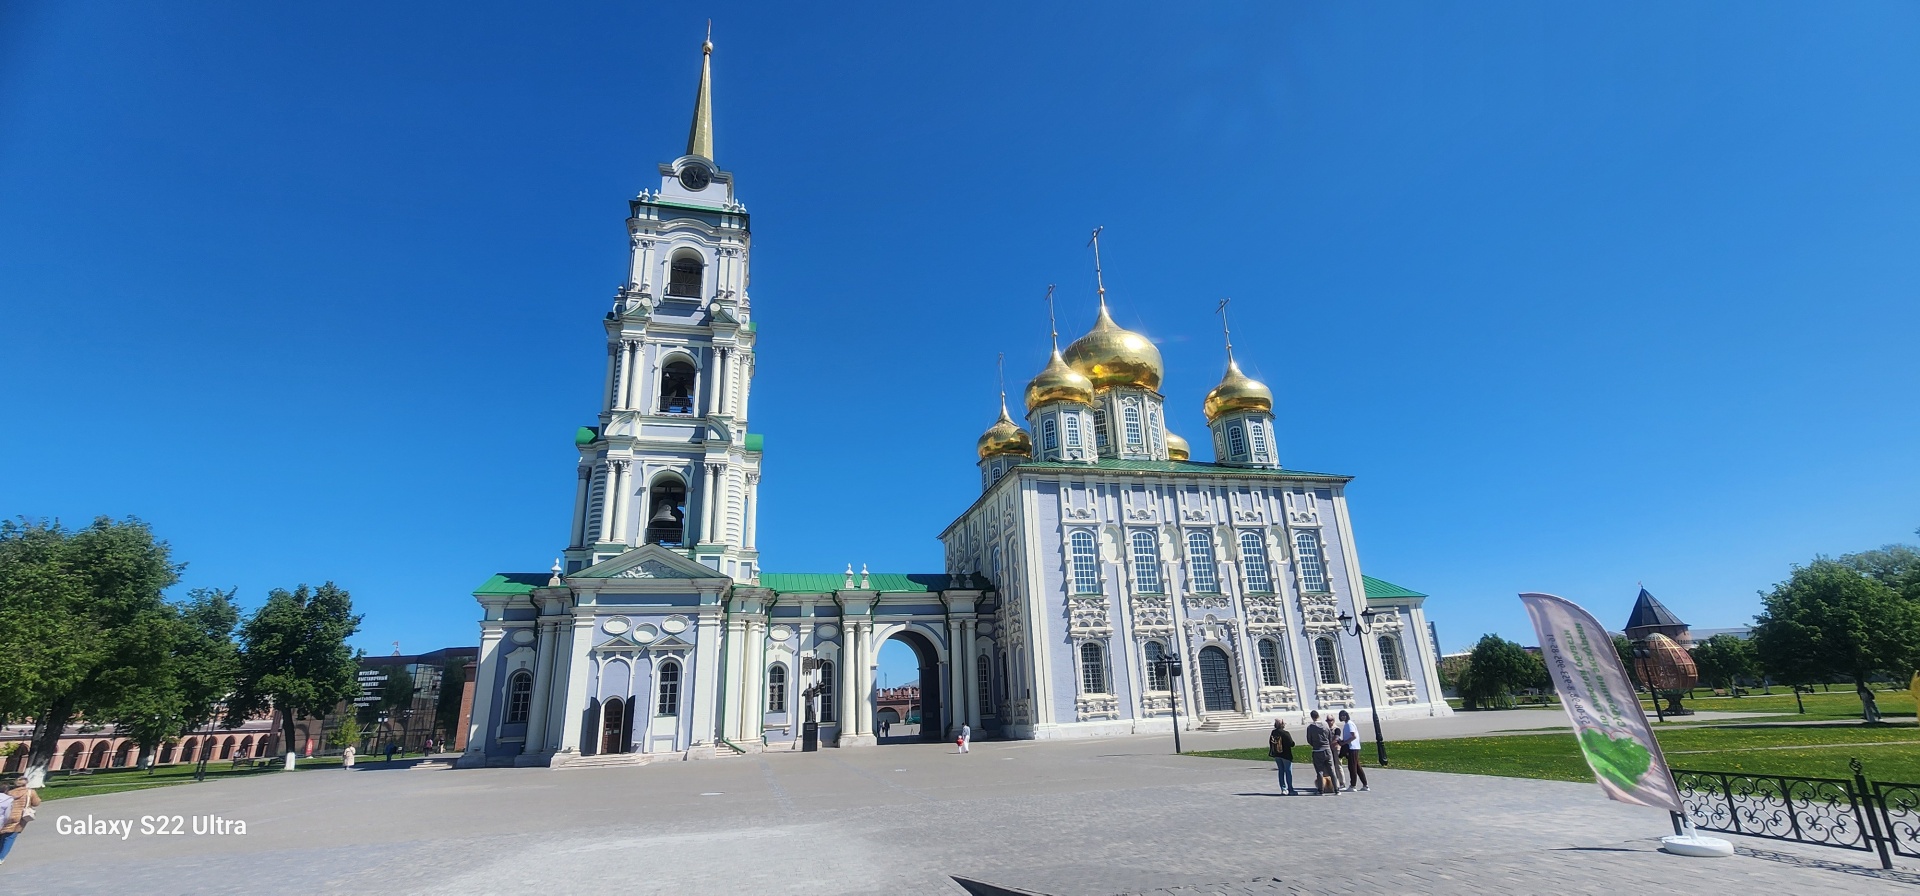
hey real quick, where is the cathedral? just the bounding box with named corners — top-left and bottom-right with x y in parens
top-left (458, 39), bottom-right (1447, 768)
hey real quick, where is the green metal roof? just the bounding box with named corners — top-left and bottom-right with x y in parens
top-left (1362, 575), bottom-right (1427, 600)
top-left (744, 432), bottom-right (764, 452)
top-left (759, 572), bottom-right (955, 594)
top-left (475, 572), bottom-right (549, 596)
top-left (1017, 458), bottom-right (1350, 481)
top-left (575, 426), bottom-right (598, 447)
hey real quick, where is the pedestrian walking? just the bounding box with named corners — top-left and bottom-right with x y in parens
top-left (385, 741), bottom-right (397, 763)
top-left (1338, 710), bottom-right (1370, 792)
top-left (1304, 711), bottom-right (1337, 796)
top-left (958, 723), bottom-right (971, 753)
top-left (1267, 720), bottom-right (1296, 795)
top-left (1325, 717), bottom-right (1346, 790)
top-left (423, 737), bottom-right (435, 756)
top-left (0, 776), bottom-right (42, 866)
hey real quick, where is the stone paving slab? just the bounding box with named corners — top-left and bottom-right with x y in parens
top-left (0, 733), bottom-right (1912, 895)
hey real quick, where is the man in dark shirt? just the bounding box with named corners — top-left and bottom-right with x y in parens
top-left (1304, 710), bottom-right (1336, 795)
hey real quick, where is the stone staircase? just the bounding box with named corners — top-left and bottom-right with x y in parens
top-left (1197, 713), bottom-right (1272, 733)
top-left (550, 752), bottom-right (653, 771)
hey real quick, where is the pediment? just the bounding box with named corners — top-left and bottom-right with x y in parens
top-left (572, 544), bottom-right (729, 581)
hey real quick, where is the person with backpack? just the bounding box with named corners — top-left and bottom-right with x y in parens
top-left (1338, 710), bottom-right (1370, 792)
top-left (0, 776), bottom-right (42, 866)
top-left (1267, 720), bottom-right (1296, 795)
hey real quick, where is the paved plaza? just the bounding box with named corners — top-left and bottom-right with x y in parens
top-left (4, 720), bottom-right (1915, 895)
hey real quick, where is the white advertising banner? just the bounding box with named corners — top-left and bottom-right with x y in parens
top-left (1519, 591), bottom-right (1682, 813)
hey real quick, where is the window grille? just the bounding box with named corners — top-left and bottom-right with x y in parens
top-left (1228, 424), bottom-right (1246, 456)
top-left (1379, 636), bottom-right (1403, 680)
top-left (1186, 530), bottom-right (1218, 592)
top-left (1042, 418), bottom-right (1058, 451)
top-left (1064, 415), bottom-right (1082, 448)
top-left (667, 257), bottom-right (703, 297)
top-left (505, 671), bottom-right (533, 724)
top-left (1069, 531), bottom-right (1101, 594)
top-left (656, 660), bottom-right (682, 716)
top-left (1124, 406), bottom-right (1143, 445)
top-left (1130, 530), bottom-right (1161, 592)
top-left (818, 661), bottom-right (836, 723)
top-left (1239, 531), bottom-right (1272, 592)
top-left (1149, 409), bottom-right (1161, 452)
top-left (1094, 410), bottom-right (1109, 448)
top-left (1145, 641), bottom-right (1169, 691)
top-left (978, 657), bottom-right (993, 713)
top-left (767, 664), bottom-right (787, 713)
top-left (1250, 421), bottom-right (1267, 455)
top-left (1258, 639), bottom-right (1284, 687)
top-left (1295, 532), bottom-right (1328, 592)
top-left (1079, 642), bottom-right (1108, 694)
top-left (1314, 638), bottom-right (1341, 684)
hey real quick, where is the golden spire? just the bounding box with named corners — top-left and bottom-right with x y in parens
top-left (1027, 285), bottom-right (1096, 408)
top-left (1063, 228), bottom-right (1163, 391)
top-left (1217, 297), bottom-right (1236, 365)
top-left (1088, 226), bottom-right (1109, 312)
top-left (686, 24), bottom-right (715, 160)
top-left (1203, 298), bottom-right (1273, 421)
top-left (1044, 284), bottom-right (1060, 352)
top-left (979, 353), bottom-right (1033, 459)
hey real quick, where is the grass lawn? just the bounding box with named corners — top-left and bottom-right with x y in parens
top-left (1646, 688), bottom-right (1917, 723)
top-left (1195, 721), bottom-right (1920, 785)
top-left (31, 755), bottom-right (354, 801)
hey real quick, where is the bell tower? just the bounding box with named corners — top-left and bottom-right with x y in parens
top-left (563, 34), bottom-right (763, 582)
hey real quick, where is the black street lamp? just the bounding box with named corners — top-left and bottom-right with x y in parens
top-left (1152, 655), bottom-right (1184, 754)
top-left (1336, 608), bottom-right (1390, 767)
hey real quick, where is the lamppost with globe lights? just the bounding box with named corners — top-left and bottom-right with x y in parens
top-left (1336, 608), bottom-right (1390, 767)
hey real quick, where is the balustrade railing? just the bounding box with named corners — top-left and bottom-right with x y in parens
top-left (1672, 758), bottom-right (1919, 869)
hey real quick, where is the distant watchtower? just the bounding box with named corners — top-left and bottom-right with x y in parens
top-left (1623, 587), bottom-right (1691, 647)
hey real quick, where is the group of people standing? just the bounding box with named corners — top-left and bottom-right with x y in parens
top-left (1267, 710), bottom-right (1370, 795)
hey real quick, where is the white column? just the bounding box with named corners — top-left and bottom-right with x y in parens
top-left (691, 610), bottom-right (722, 747)
top-left (964, 621), bottom-right (983, 729)
top-left (603, 344), bottom-right (618, 411)
top-left (858, 624), bottom-right (876, 736)
top-left (738, 353), bottom-right (752, 423)
top-left (746, 618), bottom-right (766, 736)
top-left (524, 618), bottom-right (558, 753)
top-left (838, 629), bottom-right (857, 737)
top-left (714, 348), bottom-right (730, 415)
top-left (610, 461), bottom-right (632, 545)
top-left (570, 467), bottom-right (590, 548)
top-left (696, 465), bottom-right (714, 545)
top-left (743, 474), bottom-right (759, 549)
top-left (624, 341), bottom-right (644, 411)
top-left (945, 619), bottom-right (964, 736)
top-left (615, 340), bottom-right (634, 410)
top-left (555, 616), bottom-right (596, 753)
top-left (463, 622), bottom-right (506, 762)
top-left (722, 615), bottom-right (746, 742)
top-left (595, 466), bottom-right (614, 544)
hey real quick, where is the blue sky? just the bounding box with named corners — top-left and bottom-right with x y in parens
top-left (4, 3), bottom-right (1916, 669)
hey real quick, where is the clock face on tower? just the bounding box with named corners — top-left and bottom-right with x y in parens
top-left (679, 165), bottom-right (712, 191)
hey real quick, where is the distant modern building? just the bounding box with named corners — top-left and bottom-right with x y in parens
top-left (1623, 587), bottom-right (1691, 646)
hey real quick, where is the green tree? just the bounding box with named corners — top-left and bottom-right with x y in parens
top-left (1613, 634), bottom-right (1641, 688)
top-left (1689, 634), bottom-right (1759, 692)
top-left (229, 583), bottom-right (363, 765)
top-left (329, 714), bottom-right (362, 751)
top-left (1752, 560), bottom-right (1920, 719)
top-left (1837, 536), bottom-right (1920, 599)
top-left (0, 517), bottom-right (183, 785)
top-left (107, 587), bottom-right (242, 769)
top-left (1458, 634), bottom-right (1545, 709)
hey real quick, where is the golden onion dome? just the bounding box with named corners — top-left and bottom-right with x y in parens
top-left (1203, 359), bottom-right (1273, 422)
top-left (1063, 304), bottom-right (1163, 391)
top-left (1024, 348), bottom-right (1094, 409)
top-left (1165, 431), bottom-right (1190, 461)
top-left (976, 399), bottom-right (1033, 460)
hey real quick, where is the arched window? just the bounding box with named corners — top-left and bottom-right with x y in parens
top-left (1250, 421), bottom-right (1268, 456)
top-left (1123, 406), bottom-right (1143, 445)
top-left (1379, 635), bottom-right (1404, 681)
top-left (1042, 418), bottom-right (1058, 451)
top-left (1186, 530), bottom-right (1218, 592)
top-left (1064, 414), bottom-right (1083, 448)
top-left (1227, 424), bottom-right (1247, 456)
top-left (62, 742), bottom-right (83, 770)
top-left (1258, 639), bottom-right (1285, 687)
top-left (1149, 409), bottom-right (1162, 452)
top-left (236, 737), bottom-right (252, 759)
top-left (1144, 641), bottom-right (1169, 691)
top-left (658, 359), bottom-right (696, 414)
top-left (1314, 637), bottom-right (1341, 684)
top-left (217, 739), bottom-right (233, 761)
top-left (644, 476), bottom-right (687, 546)
top-left (1239, 531), bottom-right (1272, 592)
top-left (505, 671), bottom-right (534, 724)
top-left (1079, 642), bottom-right (1108, 694)
top-left (159, 742), bottom-right (175, 764)
top-left (1093, 410), bottom-right (1110, 448)
top-left (1129, 530), bottom-right (1161, 592)
top-left (818, 660), bottom-right (836, 723)
top-left (667, 255), bottom-right (704, 298)
top-left (1069, 531), bottom-right (1100, 594)
top-left (1295, 532), bottom-right (1328, 592)
top-left (767, 663), bottom-right (788, 713)
top-left (977, 657), bottom-right (992, 714)
top-left (656, 659), bottom-right (682, 716)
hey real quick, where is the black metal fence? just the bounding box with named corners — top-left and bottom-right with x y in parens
top-left (1672, 758), bottom-right (1920, 869)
